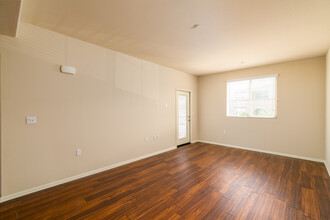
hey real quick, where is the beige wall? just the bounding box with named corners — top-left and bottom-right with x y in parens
top-left (0, 23), bottom-right (198, 196)
top-left (326, 48), bottom-right (330, 166)
top-left (198, 57), bottom-right (326, 159)
top-left (0, 22), bottom-right (327, 198)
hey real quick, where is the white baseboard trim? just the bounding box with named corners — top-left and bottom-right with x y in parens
top-left (0, 146), bottom-right (177, 203)
top-left (198, 140), bottom-right (329, 176)
top-left (197, 140), bottom-right (326, 164)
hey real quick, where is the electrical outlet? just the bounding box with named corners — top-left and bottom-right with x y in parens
top-left (145, 137), bottom-right (149, 142)
top-left (224, 130), bottom-right (227, 134)
top-left (76, 149), bottom-right (82, 156)
top-left (26, 116), bottom-right (37, 124)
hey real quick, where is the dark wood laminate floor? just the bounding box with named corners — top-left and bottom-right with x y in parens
top-left (0, 142), bottom-right (329, 219)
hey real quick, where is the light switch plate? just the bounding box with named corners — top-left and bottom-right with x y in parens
top-left (26, 116), bottom-right (37, 124)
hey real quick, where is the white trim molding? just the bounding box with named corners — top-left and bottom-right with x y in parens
top-left (226, 73), bottom-right (279, 83)
top-left (197, 140), bottom-right (325, 162)
top-left (1, 141), bottom-right (328, 203)
top-left (197, 140), bottom-right (329, 175)
top-left (0, 146), bottom-right (177, 203)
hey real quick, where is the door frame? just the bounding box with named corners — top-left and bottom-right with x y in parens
top-left (175, 89), bottom-right (191, 146)
top-left (0, 54), bottom-right (2, 197)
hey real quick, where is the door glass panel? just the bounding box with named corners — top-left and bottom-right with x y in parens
top-left (178, 95), bottom-right (187, 139)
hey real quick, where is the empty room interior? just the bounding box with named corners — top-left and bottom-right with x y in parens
top-left (0, 0), bottom-right (330, 219)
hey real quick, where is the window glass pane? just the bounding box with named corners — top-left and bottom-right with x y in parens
top-left (227, 80), bottom-right (250, 117)
top-left (251, 77), bottom-right (276, 117)
top-left (227, 76), bottom-right (276, 118)
top-left (178, 95), bottom-right (187, 139)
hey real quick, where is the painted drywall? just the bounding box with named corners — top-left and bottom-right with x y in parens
top-left (326, 48), bottom-right (330, 167)
top-left (0, 23), bottom-right (198, 196)
top-left (198, 57), bottom-right (326, 159)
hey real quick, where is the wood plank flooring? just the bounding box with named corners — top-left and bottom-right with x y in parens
top-left (0, 142), bottom-right (329, 219)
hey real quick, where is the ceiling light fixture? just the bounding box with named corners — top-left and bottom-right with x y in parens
top-left (192, 24), bottom-right (200, 29)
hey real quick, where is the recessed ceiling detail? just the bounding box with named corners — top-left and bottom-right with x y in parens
top-left (192, 24), bottom-right (200, 29)
top-left (0, 0), bottom-right (22, 37)
top-left (20, 0), bottom-right (330, 75)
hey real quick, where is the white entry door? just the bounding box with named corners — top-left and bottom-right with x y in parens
top-left (176, 90), bottom-right (190, 146)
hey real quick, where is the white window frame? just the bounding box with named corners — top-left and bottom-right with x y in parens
top-left (226, 74), bottom-right (278, 119)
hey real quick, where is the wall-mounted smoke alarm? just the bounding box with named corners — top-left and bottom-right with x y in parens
top-left (60, 65), bottom-right (76, 74)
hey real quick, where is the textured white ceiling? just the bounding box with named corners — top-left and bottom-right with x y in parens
top-left (20, 0), bottom-right (330, 75)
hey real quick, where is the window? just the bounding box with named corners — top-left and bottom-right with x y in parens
top-left (227, 74), bottom-right (277, 118)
